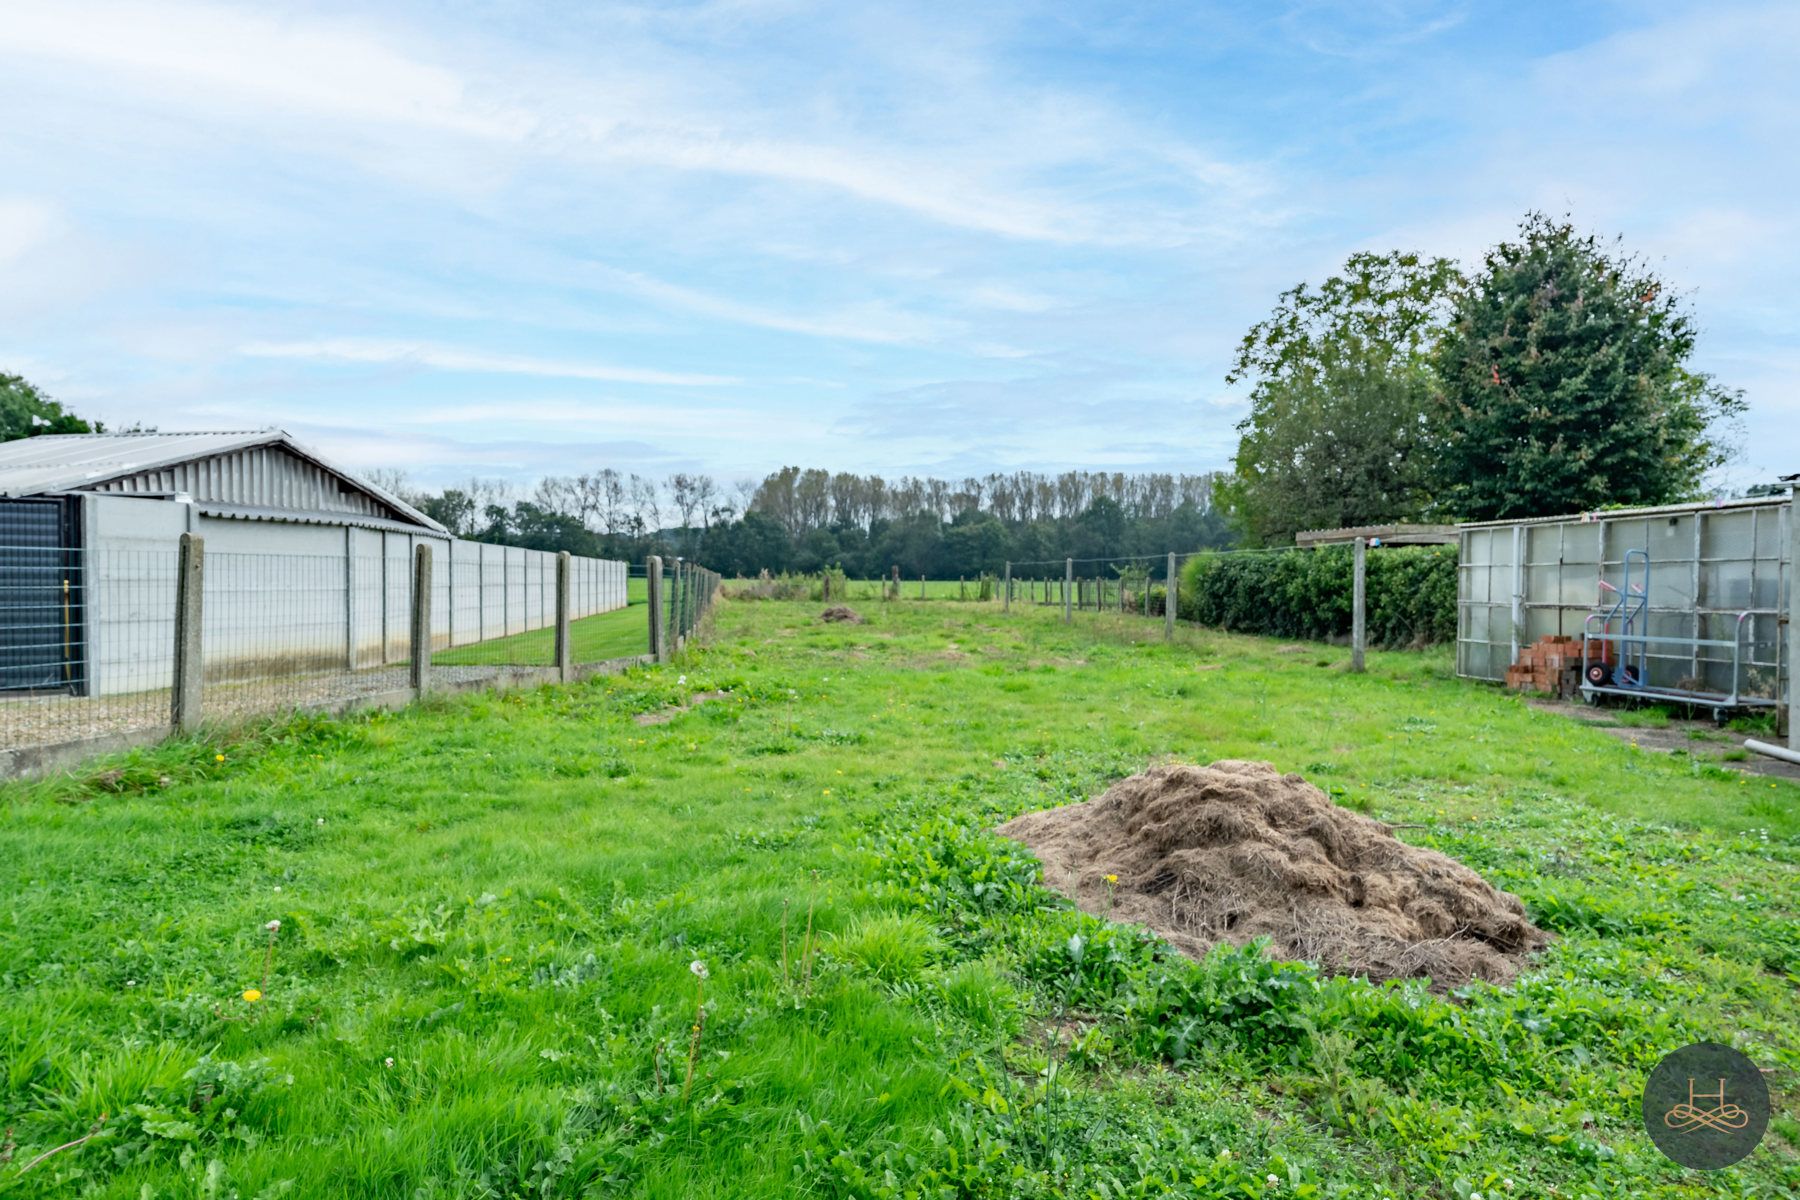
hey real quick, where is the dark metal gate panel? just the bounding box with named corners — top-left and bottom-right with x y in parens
top-left (0, 498), bottom-right (84, 692)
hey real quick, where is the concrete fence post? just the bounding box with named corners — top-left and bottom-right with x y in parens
top-left (1351, 536), bottom-right (1368, 673)
top-left (1789, 485), bottom-right (1799, 748)
top-left (647, 556), bottom-right (665, 662)
top-left (1064, 557), bottom-right (1073, 624)
top-left (410, 543), bottom-right (432, 695)
top-left (554, 550), bottom-right (572, 682)
top-left (171, 532), bottom-right (205, 732)
top-left (1165, 552), bottom-right (1177, 641)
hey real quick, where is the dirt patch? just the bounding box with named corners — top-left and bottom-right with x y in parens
top-left (1527, 698), bottom-right (1800, 781)
top-left (999, 760), bottom-right (1548, 988)
top-left (633, 691), bottom-right (729, 726)
top-left (820, 606), bottom-right (865, 624)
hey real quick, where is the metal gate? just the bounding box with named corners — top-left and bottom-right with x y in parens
top-left (0, 497), bottom-right (85, 693)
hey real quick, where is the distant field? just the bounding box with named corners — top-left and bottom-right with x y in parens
top-left (1, 599), bottom-right (1795, 1197)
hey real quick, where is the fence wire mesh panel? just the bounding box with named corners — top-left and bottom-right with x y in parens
top-left (1, 531), bottom-right (633, 766)
top-left (1, 544), bottom-right (176, 756)
top-left (205, 551), bottom-right (412, 717)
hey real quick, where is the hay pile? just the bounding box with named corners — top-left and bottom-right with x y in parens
top-left (998, 761), bottom-right (1547, 986)
top-left (820, 606), bottom-right (865, 624)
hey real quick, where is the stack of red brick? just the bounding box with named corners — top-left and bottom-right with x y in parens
top-left (1505, 636), bottom-right (1582, 697)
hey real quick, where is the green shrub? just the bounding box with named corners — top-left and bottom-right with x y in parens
top-left (1178, 544), bottom-right (1456, 647)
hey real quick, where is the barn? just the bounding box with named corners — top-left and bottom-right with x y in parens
top-left (0, 430), bottom-right (626, 697)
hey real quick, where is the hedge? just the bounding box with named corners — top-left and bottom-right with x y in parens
top-left (1176, 544), bottom-right (1457, 648)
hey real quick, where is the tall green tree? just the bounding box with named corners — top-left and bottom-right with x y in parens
top-left (1432, 214), bottom-right (1744, 520)
top-left (1219, 251), bottom-right (1462, 544)
top-left (0, 373), bottom-right (98, 442)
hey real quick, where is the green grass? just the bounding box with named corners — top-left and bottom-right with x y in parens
top-left (432, 594), bottom-right (650, 667)
top-left (2, 600), bottom-right (1796, 1197)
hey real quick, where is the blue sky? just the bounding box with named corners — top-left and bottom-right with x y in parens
top-left (1, 0), bottom-right (1794, 492)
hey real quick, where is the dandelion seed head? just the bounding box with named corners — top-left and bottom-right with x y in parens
top-left (689, 960), bottom-right (709, 980)
top-left (265, 919), bottom-right (281, 933)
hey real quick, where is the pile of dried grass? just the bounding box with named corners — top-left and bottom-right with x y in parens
top-left (998, 760), bottom-right (1547, 986)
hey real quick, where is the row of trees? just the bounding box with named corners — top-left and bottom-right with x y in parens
top-left (1221, 214), bottom-right (1747, 544)
top-left (396, 468), bottom-right (1237, 579)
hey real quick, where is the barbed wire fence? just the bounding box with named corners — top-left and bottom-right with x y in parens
top-left (1, 535), bottom-right (721, 776)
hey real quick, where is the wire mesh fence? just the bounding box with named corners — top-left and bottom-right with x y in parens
top-left (1, 535), bottom-right (649, 768)
top-left (0, 544), bottom-right (178, 757)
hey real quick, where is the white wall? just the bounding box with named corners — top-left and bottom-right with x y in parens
top-left (84, 494), bottom-right (628, 695)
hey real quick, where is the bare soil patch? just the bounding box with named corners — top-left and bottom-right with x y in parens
top-left (633, 690), bottom-right (730, 726)
top-left (999, 760), bottom-right (1548, 987)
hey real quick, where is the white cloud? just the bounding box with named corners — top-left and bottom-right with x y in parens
top-left (0, 197), bottom-right (59, 266)
top-left (237, 338), bottom-right (737, 386)
top-left (587, 265), bottom-right (957, 345)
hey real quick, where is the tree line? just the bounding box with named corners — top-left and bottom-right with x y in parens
top-left (396, 468), bottom-right (1236, 579)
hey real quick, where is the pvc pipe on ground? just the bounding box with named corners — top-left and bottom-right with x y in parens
top-left (1743, 738), bottom-right (1800, 767)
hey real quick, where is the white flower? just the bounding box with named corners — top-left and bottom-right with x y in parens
top-left (125, 979), bottom-right (137, 987)
top-left (273, 886), bottom-right (282, 893)
top-left (1503, 1182), bottom-right (1515, 1193)
top-left (384, 1056), bottom-right (395, 1068)
top-left (1217, 1149), bottom-right (1232, 1161)
top-left (316, 818), bottom-right (325, 825)
top-left (1470, 1193), bottom-right (1481, 1200)
top-left (1266, 1175), bottom-right (1280, 1188)
top-left (265, 919), bottom-right (281, 933)
top-left (689, 960), bottom-right (709, 980)
top-left (677, 675), bottom-right (687, 685)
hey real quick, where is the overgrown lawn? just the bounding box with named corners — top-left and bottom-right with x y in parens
top-left (1, 599), bottom-right (1794, 1197)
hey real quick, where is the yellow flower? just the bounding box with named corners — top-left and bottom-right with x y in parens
top-left (242, 988), bottom-right (262, 1003)
top-left (823, 789), bottom-right (832, 795)
top-left (1104, 874), bottom-right (1118, 885)
top-left (215, 754), bottom-right (225, 762)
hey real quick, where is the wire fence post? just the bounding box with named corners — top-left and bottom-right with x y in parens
top-left (1003, 561), bottom-right (1011, 612)
top-left (171, 532), bottom-right (204, 733)
top-left (1166, 554), bottom-right (1180, 644)
top-left (410, 543), bottom-right (433, 695)
top-left (890, 564), bottom-right (899, 600)
top-left (554, 550), bottom-right (572, 682)
top-left (1063, 557), bottom-right (1073, 624)
top-left (1351, 536), bottom-right (1368, 673)
top-left (1790, 483), bottom-right (1800, 748)
top-left (647, 555), bottom-right (665, 662)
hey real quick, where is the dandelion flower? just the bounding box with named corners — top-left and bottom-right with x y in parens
top-left (242, 988), bottom-right (262, 1003)
top-left (689, 960), bottom-right (709, 980)
top-left (214, 753), bottom-right (225, 762)
top-left (1104, 874), bottom-right (1118, 884)
top-left (265, 919), bottom-right (281, 933)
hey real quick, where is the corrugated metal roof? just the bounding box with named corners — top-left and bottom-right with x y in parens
top-left (0, 430), bottom-right (446, 533)
top-left (1456, 493), bottom-right (1789, 531)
